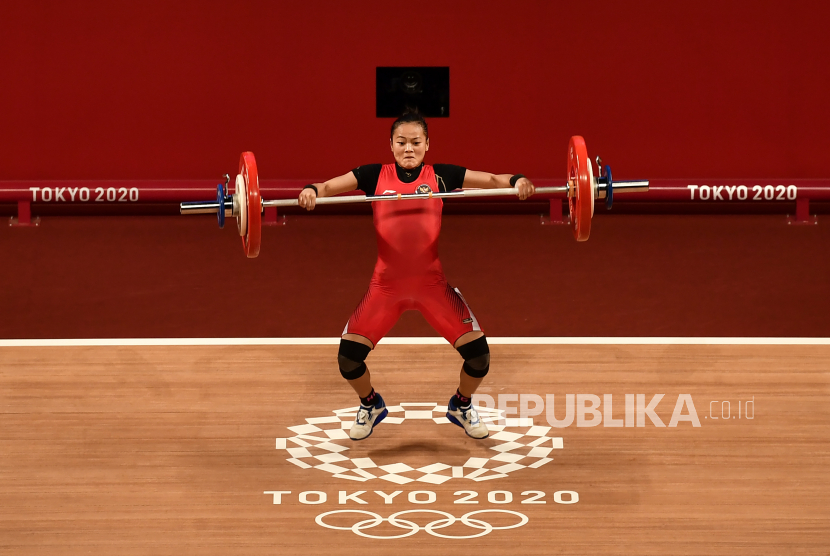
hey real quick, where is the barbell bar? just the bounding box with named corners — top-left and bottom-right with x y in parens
top-left (180, 136), bottom-right (649, 257)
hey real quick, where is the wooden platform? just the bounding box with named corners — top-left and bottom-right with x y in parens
top-left (1, 342), bottom-right (828, 554)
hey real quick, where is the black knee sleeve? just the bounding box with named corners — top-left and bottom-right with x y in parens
top-left (457, 336), bottom-right (490, 378)
top-left (338, 339), bottom-right (372, 380)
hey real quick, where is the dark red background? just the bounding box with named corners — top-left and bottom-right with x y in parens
top-left (1, 1), bottom-right (828, 339)
top-left (1, 0), bottom-right (829, 181)
top-left (2, 214), bottom-right (828, 339)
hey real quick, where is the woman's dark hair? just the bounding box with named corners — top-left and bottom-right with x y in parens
top-left (390, 108), bottom-right (428, 140)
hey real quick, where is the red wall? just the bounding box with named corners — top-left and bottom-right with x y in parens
top-left (1, 0), bottom-right (828, 182)
top-left (3, 214), bottom-right (829, 339)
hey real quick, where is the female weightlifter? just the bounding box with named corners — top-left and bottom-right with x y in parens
top-left (298, 109), bottom-right (535, 440)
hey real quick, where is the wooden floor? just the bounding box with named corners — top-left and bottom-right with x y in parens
top-left (0, 343), bottom-right (828, 555)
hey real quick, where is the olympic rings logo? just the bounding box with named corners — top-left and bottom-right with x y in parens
top-left (315, 509), bottom-right (528, 539)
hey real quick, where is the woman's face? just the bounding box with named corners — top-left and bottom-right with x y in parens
top-left (390, 122), bottom-right (429, 169)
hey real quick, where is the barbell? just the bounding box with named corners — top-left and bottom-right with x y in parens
top-left (180, 136), bottom-right (649, 257)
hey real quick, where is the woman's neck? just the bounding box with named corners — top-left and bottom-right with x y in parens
top-left (395, 162), bottom-right (424, 183)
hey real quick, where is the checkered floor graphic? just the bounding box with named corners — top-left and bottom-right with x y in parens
top-left (274, 402), bottom-right (563, 483)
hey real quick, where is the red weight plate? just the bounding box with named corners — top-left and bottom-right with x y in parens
top-left (567, 136), bottom-right (592, 241)
top-left (239, 151), bottom-right (262, 258)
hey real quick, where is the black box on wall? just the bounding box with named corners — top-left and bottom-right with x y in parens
top-left (376, 67), bottom-right (449, 118)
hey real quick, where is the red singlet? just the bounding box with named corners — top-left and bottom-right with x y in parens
top-left (343, 163), bottom-right (481, 346)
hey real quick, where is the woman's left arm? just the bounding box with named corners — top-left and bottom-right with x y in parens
top-left (462, 170), bottom-right (536, 200)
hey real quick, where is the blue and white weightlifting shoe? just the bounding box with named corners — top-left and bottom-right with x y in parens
top-left (349, 395), bottom-right (388, 441)
top-left (446, 397), bottom-right (489, 439)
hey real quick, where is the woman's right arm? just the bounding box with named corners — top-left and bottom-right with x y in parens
top-left (298, 171), bottom-right (359, 211)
